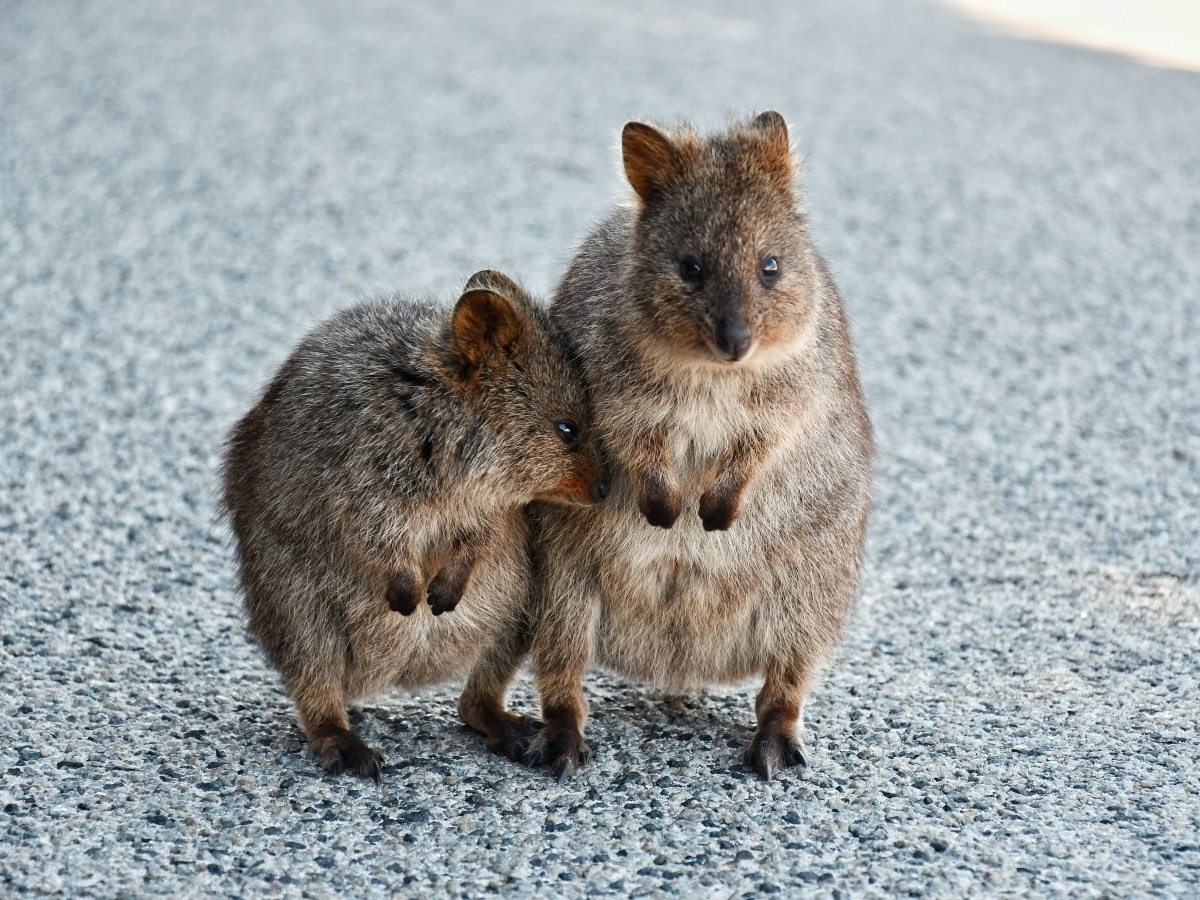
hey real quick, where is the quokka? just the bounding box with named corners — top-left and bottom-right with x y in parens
top-left (221, 270), bottom-right (608, 780)
top-left (479, 111), bottom-right (873, 780)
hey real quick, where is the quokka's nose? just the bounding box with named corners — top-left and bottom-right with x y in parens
top-left (715, 315), bottom-right (753, 361)
top-left (591, 477), bottom-right (610, 503)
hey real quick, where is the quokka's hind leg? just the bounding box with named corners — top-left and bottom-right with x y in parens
top-left (239, 530), bottom-right (384, 780)
top-left (525, 660), bottom-right (591, 781)
top-left (294, 680), bottom-right (384, 782)
top-left (742, 657), bottom-right (816, 781)
top-left (458, 625), bottom-right (540, 764)
top-left (524, 564), bottom-right (596, 781)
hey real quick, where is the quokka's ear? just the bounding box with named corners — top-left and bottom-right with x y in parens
top-left (622, 121), bottom-right (682, 204)
top-left (451, 287), bottom-right (526, 378)
top-left (752, 110), bottom-right (789, 144)
top-left (463, 269), bottom-right (523, 300)
top-left (750, 110), bottom-right (794, 186)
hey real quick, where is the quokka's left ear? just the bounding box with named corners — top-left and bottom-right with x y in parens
top-left (752, 110), bottom-right (788, 144)
top-left (451, 286), bottom-right (528, 380)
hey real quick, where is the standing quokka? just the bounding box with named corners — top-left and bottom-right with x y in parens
top-left (221, 270), bottom-right (608, 780)
top-left (477, 112), bottom-right (873, 780)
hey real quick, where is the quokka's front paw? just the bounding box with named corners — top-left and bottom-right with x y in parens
top-left (638, 473), bottom-right (682, 529)
top-left (386, 571), bottom-right (423, 615)
top-left (525, 722), bottom-right (593, 781)
top-left (698, 480), bottom-right (745, 531)
top-left (426, 570), bottom-right (466, 615)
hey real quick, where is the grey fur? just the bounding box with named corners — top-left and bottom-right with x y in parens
top-left (221, 272), bottom-right (607, 779)
top-left (489, 114), bottom-right (874, 780)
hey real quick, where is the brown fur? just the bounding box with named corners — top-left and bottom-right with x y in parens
top-left (221, 271), bottom-right (607, 779)
top-left (473, 112), bottom-right (874, 780)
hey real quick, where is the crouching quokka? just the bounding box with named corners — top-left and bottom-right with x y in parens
top-left (220, 270), bottom-right (608, 780)
top-left (484, 112), bottom-right (873, 780)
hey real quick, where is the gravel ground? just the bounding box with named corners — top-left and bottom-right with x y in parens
top-left (2, 0), bottom-right (1198, 896)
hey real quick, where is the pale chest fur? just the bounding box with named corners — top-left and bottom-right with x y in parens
top-left (340, 479), bottom-right (509, 579)
top-left (633, 376), bottom-right (759, 467)
top-left (583, 368), bottom-right (831, 688)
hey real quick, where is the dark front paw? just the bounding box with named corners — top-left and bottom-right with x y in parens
top-left (525, 723), bottom-right (593, 781)
top-left (426, 569), bottom-right (467, 616)
top-left (487, 714), bottom-right (544, 764)
top-left (639, 474), bottom-right (682, 529)
top-left (386, 571), bottom-right (423, 615)
top-left (698, 481), bottom-right (744, 531)
top-left (742, 728), bottom-right (808, 781)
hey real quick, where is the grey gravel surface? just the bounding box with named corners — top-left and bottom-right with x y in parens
top-left (2, 0), bottom-right (1199, 896)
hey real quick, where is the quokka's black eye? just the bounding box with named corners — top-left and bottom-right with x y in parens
top-left (554, 420), bottom-right (580, 447)
top-left (679, 257), bottom-right (703, 283)
top-left (761, 256), bottom-right (780, 281)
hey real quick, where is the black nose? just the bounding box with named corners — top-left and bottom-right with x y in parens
top-left (715, 315), bottom-right (752, 360)
top-left (591, 478), bottom-right (609, 503)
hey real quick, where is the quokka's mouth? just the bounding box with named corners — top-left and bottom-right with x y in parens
top-left (537, 490), bottom-right (593, 508)
top-left (705, 340), bottom-right (758, 365)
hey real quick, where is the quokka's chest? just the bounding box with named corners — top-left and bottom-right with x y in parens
top-left (610, 380), bottom-right (765, 467)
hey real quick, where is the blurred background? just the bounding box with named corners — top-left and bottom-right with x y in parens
top-left (944, 0), bottom-right (1200, 71)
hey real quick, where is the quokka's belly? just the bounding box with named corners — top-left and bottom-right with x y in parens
top-left (588, 483), bottom-right (783, 689)
top-left (345, 538), bottom-right (528, 697)
top-left (594, 591), bottom-right (768, 689)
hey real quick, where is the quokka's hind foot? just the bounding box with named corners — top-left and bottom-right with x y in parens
top-left (525, 719), bottom-right (592, 782)
top-left (484, 712), bottom-right (543, 763)
top-left (308, 722), bottom-right (384, 782)
top-left (457, 626), bottom-right (536, 765)
top-left (746, 666), bottom-right (815, 780)
top-left (741, 725), bottom-right (808, 781)
top-left (458, 689), bottom-right (542, 764)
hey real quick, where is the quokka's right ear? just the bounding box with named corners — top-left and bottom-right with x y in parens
top-left (451, 287), bottom-right (527, 379)
top-left (463, 269), bottom-right (523, 300)
top-left (749, 110), bottom-right (794, 188)
top-left (622, 121), bottom-right (682, 204)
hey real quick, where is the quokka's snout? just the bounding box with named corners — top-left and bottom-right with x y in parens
top-left (714, 310), bottom-right (753, 361)
top-left (557, 458), bottom-right (609, 506)
top-left (532, 431), bottom-right (609, 506)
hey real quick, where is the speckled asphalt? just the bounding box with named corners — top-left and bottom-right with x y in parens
top-left (2, 0), bottom-right (1198, 896)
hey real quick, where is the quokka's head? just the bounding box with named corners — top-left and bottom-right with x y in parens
top-left (449, 270), bottom-right (609, 507)
top-left (621, 111), bottom-right (820, 368)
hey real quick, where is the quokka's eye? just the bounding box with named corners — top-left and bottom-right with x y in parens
top-left (679, 257), bottom-right (703, 283)
top-left (761, 256), bottom-right (780, 281)
top-left (554, 420), bottom-right (580, 447)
